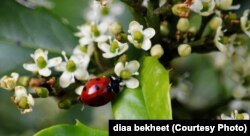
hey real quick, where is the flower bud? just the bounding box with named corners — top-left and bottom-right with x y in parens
top-left (58, 99), bottom-right (71, 109)
top-left (18, 96), bottom-right (28, 109)
top-left (236, 113), bottom-right (250, 120)
top-left (216, 0), bottom-right (233, 10)
top-left (17, 76), bottom-right (30, 87)
top-left (0, 72), bottom-right (19, 90)
top-left (177, 18), bottom-right (190, 32)
top-left (172, 3), bottom-right (190, 17)
top-left (150, 44), bottom-right (164, 58)
top-left (109, 22), bottom-right (122, 35)
top-left (160, 21), bottom-right (169, 36)
top-left (118, 54), bottom-right (128, 63)
top-left (178, 44), bottom-right (192, 57)
top-left (35, 87), bottom-right (49, 98)
top-left (209, 16), bottom-right (222, 31)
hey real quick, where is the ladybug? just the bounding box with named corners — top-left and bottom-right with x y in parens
top-left (79, 76), bottom-right (122, 107)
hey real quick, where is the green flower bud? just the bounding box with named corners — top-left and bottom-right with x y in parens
top-left (35, 87), bottom-right (49, 98)
top-left (160, 21), bottom-right (169, 36)
top-left (115, 33), bottom-right (128, 43)
top-left (216, 0), bottom-right (233, 10)
top-left (91, 25), bottom-right (100, 37)
top-left (18, 96), bottom-right (28, 109)
top-left (178, 44), bottom-right (192, 57)
top-left (209, 17), bottom-right (222, 30)
top-left (109, 22), bottom-right (123, 35)
top-left (58, 99), bottom-right (71, 109)
top-left (17, 76), bottom-right (30, 87)
top-left (36, 56), bottom-right (47, 69)
top-left (177, 18), bottom-right (190, 32)
top-left (118, 54), bottom-right (128, 63)
top-left (66, 60), bottom-right (77, 72)
top-left (133, 31), bottom-right (144, 43)
top-left (236, 113), bottom-right (249, 120)
top-left (120, 69), bottom-right (132, 80)
top-left (110, 41), bottom-right (119, 53)
top-left (150, 44), bottom-right (164, 58)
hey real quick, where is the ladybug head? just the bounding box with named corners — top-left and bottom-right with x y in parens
top-left (109, 76), bottom-right (122, 93)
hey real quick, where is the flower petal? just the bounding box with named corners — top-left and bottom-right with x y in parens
top-left (14, 86), bottom-right (27, 101)
top-left (39, 68), bottom-right (51, 77)
top-left (127, 35), bottom-right (136, 44)
top-left (114, 62), bottom-right (124, 76)
top-left (125, 60), bottom-right (140, 74)
top-left (125, 77), bottom-right (139, 89)
top-left (117, 42), bottom-right (129, 55)
top-left (79, 36), bottom-right (93, 45)
top-left (23, 63), bottom-right (38, 72)
top-left (27, 94), bottom-right (34, 106)
top-left (75, 85), bottom-right (84, 95)
top-left (33, 49), bottom-right (48, 61)
top-left (75, 69), bottom-right (89, 81)
top-left (98, 42), bottom-right (110, 53)
top-left (60, 72), bottom-right (75, 88)
top-left (103, 53), bottom-right (117, 58)
top-left (47, 57), bottom-right (62, 67)
top-left (55, 62), bottom-right (66, 72)
top-left (143, 28), bottom-right (155, 39)
top-left (141, 39), bottom-right (152, 51)
top-left (128, 21), bottom-right (143, 33)
top-left (95, 35), bottom-right (109, 43)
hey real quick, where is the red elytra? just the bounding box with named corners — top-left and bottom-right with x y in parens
top-left (79, 76), bottom-right (121, 107)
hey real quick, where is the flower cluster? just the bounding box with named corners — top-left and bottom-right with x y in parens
top-left (0, 0), bottom-right (162, 113)
top-left (220, 110), bottom-right (249, 120)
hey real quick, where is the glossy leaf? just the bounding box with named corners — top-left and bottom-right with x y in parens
top-left (0, 0), bottom-right (77, 76)
top-left (35, 120), bottom-right (108, 136)
top-left (112, 57), bottom-right (172, 119)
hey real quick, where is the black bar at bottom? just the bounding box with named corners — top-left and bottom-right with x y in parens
top-left (109, 120), bottom-right (250, 136)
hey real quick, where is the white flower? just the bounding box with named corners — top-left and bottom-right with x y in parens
top-left (240, 10), bottom-right (250, 38)
top-left (0, 72), bottom-right (19, 90)
top-left (73, 44), bottom-right (95, 57)
top-left (114, 60), bottom-right (140, 89)
top-left (55, 52), bottom-right (90, 88)
top-left (13, 86), bottom-right (34, 114)
top-left (23, 49), bottom-right (62, 77)
top-left (220, 110), bottom-right (249, 120)
top-left (128, 21), bottom-right (155, 51)
top-left (75, 22), bottom-right (109, 45)
top-left (214, 26), bottom-right (234, 56)
top-left (189, 0), bottom-right (215, 16)
top-left (98, 38), bottom-right (129, 58)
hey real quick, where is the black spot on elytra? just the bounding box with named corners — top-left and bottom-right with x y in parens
top-left (95, 78), bottom-right (100, 81)
top-left (95, 85), bottom-right (100, 90)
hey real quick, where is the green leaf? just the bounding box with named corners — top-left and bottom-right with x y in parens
top-left (35, 120), bottom-right (108, 136)
top-left (112, 57), bottom-right (172, 119)
top-left (0, 0), bottom-right (77, 76)
top-left (49, 0), bottom-right (88, 27)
